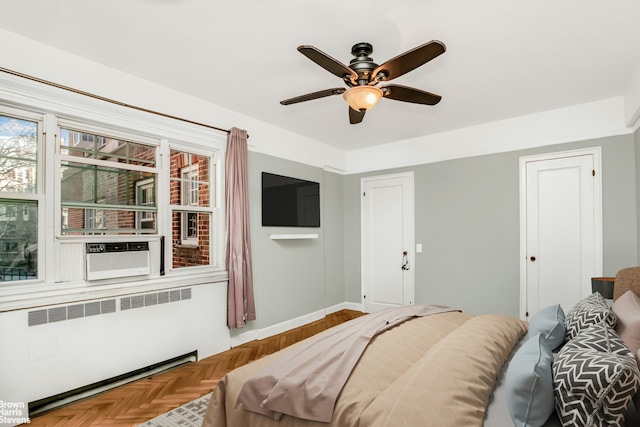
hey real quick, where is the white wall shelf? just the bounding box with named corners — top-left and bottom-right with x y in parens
top-left (269, 234), bottom-right (319, 240)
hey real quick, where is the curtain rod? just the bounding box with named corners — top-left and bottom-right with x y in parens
top-left (0, 66), bottom-right (240, 136)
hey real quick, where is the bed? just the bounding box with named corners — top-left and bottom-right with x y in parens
top-left (202, 268), bottom-right (640, 427)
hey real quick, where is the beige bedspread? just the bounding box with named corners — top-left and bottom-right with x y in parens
top-left (202, 311), bottom-right (527, 427)
top-left (237, 304), bottom-right (457, 422)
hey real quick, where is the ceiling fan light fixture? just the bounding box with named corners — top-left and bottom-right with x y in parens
top-left (342, 86), bottom-right (383, 111)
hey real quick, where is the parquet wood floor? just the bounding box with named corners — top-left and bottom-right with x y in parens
top-left (26, 309), bottom-right (364, 427)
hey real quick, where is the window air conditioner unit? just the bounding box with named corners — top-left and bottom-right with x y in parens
top-left (86, 242), bottom-right (150, 281)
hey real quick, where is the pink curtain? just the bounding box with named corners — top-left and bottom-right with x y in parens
top-left (225, 127), bottom-right (256, 329)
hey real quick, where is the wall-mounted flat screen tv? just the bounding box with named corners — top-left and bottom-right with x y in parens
top-left (262, 172), bottom-right (320, 227)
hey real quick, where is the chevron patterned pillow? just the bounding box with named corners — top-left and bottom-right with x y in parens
top-left (553, 322), bottom-right (640, 426)
top-left (562, 321), bottom-right (631, 354)
top-left (564, 292), bottom-right (616, 342)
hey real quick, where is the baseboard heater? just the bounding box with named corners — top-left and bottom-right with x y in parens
top-left (29, 351), bottom-right (197, 417)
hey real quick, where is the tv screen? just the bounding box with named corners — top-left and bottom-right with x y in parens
top-left (262, 172), bottom-right (320, 227)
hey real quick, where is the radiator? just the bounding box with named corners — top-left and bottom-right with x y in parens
top-left (29, 351), bottom-right (196, 417)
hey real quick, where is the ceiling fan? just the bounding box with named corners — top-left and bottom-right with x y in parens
top-left (280, 40), bottom-right (446, 124)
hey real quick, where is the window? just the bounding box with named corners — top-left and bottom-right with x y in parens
top-left (59, 128), bottom-right (157, 235)
top-left (135, 179), bottom-right (155, 231)
top-left (0, 95), bottom-right (225, 297)
top-left (73, 132), bottom-right (105, 148)
top-left (181, 164), bottom-right (199, 244)
top-left (85, 198), bottom-right (105, 235)
top-left (0, 113), bottom-right (40, 282)
top-left (169, 150), bottom-right (214, 268)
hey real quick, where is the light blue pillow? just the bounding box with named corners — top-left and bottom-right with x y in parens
top-left (505, 333), bottom-right (555, 427)
top-left (527, 304), bottom-right (565, 350)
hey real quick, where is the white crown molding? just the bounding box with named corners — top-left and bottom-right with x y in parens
top-left (344, 97), bottom-right (630, 174)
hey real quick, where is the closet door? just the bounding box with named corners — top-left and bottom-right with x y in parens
top-left (520, 149), bottom-right (602, 319)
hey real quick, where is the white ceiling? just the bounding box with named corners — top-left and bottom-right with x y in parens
top-left (1, 0), bottom-right (640, 152)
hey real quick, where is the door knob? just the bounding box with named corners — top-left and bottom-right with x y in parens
top-left (530, 256), bottom-right (536, 261)
top-left (402, 251), bottom-right (410, 270)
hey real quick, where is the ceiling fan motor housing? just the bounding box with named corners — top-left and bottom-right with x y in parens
top-left (349, 42), bottom-right (378, 85)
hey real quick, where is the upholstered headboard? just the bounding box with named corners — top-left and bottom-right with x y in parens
top-left (613, 267), bottom-right (640, 300)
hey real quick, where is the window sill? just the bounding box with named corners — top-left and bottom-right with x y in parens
top-left (0, 270), bottom-right (228, 312)
top-left (175, 243), bottom-right (199, 249)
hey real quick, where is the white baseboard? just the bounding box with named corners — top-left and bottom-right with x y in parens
top-left (229, 301), bottom-right (363, 348)
top-left (229, 328), bottom-right (258, 348)
top-left (256, 308), bottom-right (325, 341)
top-left (326, 301), bottom-right (363, 314)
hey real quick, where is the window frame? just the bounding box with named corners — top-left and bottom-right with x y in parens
top-left (0, 105), bottom-right (46, 286)
top-left (56, 120), bottom-right (159, 237)
top-left (167, 144), bottom-right (220, 272)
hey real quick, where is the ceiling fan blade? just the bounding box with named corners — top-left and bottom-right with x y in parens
top-left (280, 88), bottom-right (346, 105)
top-left (349, 107), bottom-right (365, 124)
top-left (382, 84), bottom-right (442, 105)
top-left (373, 40), bottom-right (446, 81)
top-left (298, 45), bottom-right (358, 82)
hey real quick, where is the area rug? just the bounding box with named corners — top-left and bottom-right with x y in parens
top-left (138, 393), bottom-right (211, 427)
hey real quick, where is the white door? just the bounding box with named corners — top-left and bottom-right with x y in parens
top-left (361, 172), bottom-right (415, 312)
top-left (520, 148), bottom-right (602, 320)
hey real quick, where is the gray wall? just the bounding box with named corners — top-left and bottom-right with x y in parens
top-left (322, 170), bottom-right (346, 307)
top-left (240, 133), bottom-right (638, 331)
top-left (343, 134), bottom-right (638, 317)
top-left (235, 152), bottom-right (345, 335)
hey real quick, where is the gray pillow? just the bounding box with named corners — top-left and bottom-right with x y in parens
top-left (553, 322), bottom-right (640, 426)
top-left (505, 333), bottom-right (555, 427)
top-left (527, 304), bottom-right (565, 350)
top-left (564, 292), bottom-right (616, 341)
